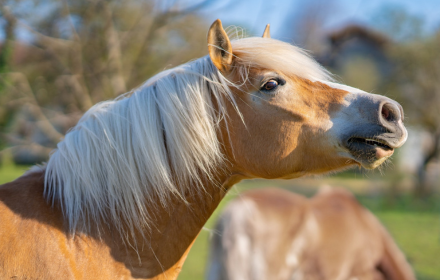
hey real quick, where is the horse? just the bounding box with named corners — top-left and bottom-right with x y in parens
top-left (207, 187), bottom-right (415, 280)
top-left (0, 20), bottom-right (407, 280)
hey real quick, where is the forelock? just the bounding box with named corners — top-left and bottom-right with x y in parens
top-left (231, 37), bottom-right (333, 82)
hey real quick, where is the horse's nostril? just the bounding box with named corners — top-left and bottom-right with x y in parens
top-left (382, 106), bottom-right (390, 120)
top-left (381, 102), bottom-right (400, 122)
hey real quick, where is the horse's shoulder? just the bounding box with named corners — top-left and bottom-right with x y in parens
top-left (0, 170), bottom-right (46, 210)
top-left (0, 170), bottom-right (65, 235)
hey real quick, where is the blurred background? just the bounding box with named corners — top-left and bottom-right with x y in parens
top-left (0, 0), bottom-right (439, 279)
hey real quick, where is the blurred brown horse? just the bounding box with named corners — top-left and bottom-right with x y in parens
top-left (0, 20), bottom-right (407, 279)
top-left (207, 188), bottom-right (415, 280)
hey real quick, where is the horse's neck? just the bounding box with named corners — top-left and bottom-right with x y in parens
top-left (100, 170), bottom-right (244, 279)
top-left (0, 164), bottom-right (244, 280)
top-left (9, 167), bottom-right (241, 279)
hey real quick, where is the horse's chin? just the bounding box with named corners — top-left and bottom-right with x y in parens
top-left (357, 156), bottom-right (390, 169)
top-left (347, 146), bottom-right (394, 170)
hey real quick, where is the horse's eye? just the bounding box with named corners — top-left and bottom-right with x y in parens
top-left (262, 80), bottom-right (278, 91)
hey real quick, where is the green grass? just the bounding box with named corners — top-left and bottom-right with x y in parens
top-left (376, 212), bottom-right (440, 280)
top-left (0, 162), bottom-right (31, 185)
top-left (1, 163), bottom-right (439, 279)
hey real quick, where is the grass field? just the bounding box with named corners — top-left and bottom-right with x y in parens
top-left (1, 163), bottom-right (439, 279)
top-left (0, 163), bottom-right (32, 185)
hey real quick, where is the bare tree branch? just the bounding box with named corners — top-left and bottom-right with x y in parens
top-left (5, 73), bottom-right (64, 143)
top-left (103, 2), bottom-right (127, 96)
top-left (1, 133), bottom-right (54, 155)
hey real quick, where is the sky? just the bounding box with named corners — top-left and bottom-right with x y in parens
top-left (197, 0), bottom-right (440, 39)
top-left (1, 0), bottom-right (440, 41)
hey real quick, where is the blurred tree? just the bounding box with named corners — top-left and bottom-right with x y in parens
top-left (371, 5), bottom-right (425, 42)
top-left (385, 33), bottom-right (440, 196)
top-left (371, 5), bottom-right (440, 195)
top-left (283, 0), bottom-right (336, 54)
top-left (0, 0), bottom-right (216, 164)
top-left (0, 5), bottom-right (16, 153)
top-left (370, 6), bottom-right (439, 195)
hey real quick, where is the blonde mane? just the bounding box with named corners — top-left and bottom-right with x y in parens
top-left (44, 37), bottom-right (330, 238)
top-left (231, 37), bottom-right (332, 82)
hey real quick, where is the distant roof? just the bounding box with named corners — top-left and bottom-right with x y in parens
top-left (328, 25), bottom-right (390, 48)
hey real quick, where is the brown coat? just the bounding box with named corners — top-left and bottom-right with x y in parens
top-left (207, 188), bottom-right (415, 280)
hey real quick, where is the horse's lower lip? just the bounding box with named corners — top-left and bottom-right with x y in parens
top-left (343, 137), bottom-right (395, 167)
top-left (375, 146), bottom-right (394, 159)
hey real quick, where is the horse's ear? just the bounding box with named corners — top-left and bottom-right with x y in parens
top-left (262, 24), bottom-right (271, 38)
top-left (208, 19), bottom-right (233, 73)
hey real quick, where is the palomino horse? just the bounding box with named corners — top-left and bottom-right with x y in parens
top-left (207, 188), bottom-right (415, 280)
top-left (0, 20), bottom-right (407, 279)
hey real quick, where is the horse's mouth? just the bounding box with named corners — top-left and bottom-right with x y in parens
top-left (345, 137), bottom-right (394, 169)
top-left (348, 137), bottom-right (393, 152)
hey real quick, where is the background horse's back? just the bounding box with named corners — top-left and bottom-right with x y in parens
top-left (207, 188), bottom-right (415, 280)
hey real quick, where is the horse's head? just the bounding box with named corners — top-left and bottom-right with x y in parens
top-left (208, 20), bottom-right (407, 179)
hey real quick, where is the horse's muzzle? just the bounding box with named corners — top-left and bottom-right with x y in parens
top-left (337, 92), bottom-right (408, 169)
